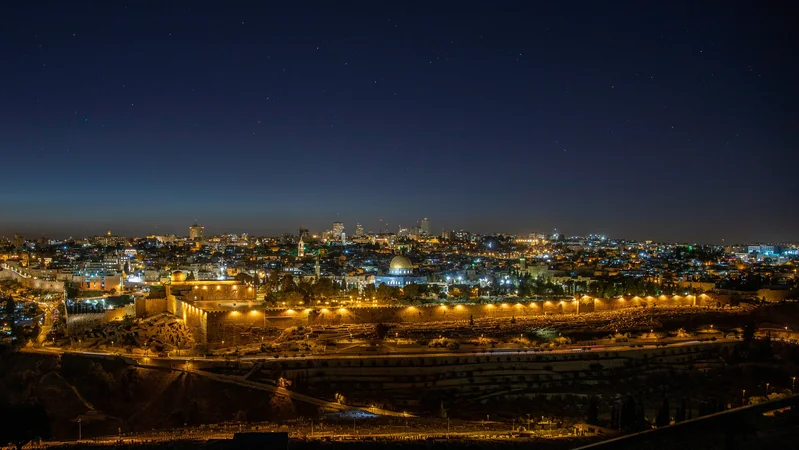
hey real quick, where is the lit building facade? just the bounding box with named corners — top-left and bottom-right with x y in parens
top-left (373, 255), bottom-right (427, 287)
top-left (189, 223), bottom-right (204, 240)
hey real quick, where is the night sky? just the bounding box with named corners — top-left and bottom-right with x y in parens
top-left (1, 1), bottom-right (797, 243)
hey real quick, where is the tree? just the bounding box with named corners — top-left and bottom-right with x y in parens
top-left (4, 296), bottom-right (14, 317)
top-left (619, 396), bottom-right (646, 432)
top-left (655, 397), bottom-right (670, 427)
top-left (675, 399), bottom-right (686, 423)
top-left (280, 274), bottom-right (296, 292)
top-left (375, 323), bottom-right (391, 340)
top-left (0, 403), bottom-right (51, 449)
top-left (742, 321), bottom-right (756, 344)
top-left (468, 314), bottom-right (474, 327)
top-left (586, 396), bottom-right (600, 425)
top-left (281, 292), bottom-right (304, 308)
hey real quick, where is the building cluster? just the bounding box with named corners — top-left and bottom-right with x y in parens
top-left (0, 221), bottom-right (796, 306)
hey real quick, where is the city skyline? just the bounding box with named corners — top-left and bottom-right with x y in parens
top-left (2, 2), bottom-right (797, 244)
top-left (1, 217), bottom-right (795, 246)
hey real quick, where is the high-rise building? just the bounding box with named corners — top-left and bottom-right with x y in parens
top-left (13, 234), bottom-right (24, 249)
top-left (332, 222), bottom-right (345, 242)
top-left (354, 223), bottom-right (364, 237)
top-left (299, 227), bottom-right (310, 239)
top-left (189, 223), bottom-right (204, 240)
top-left (420, 218), bottom-right (430, 235)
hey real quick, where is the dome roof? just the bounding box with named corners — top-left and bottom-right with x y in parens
top-left (389, 255), bottom-right (413, 270)
top-left (171, 270), bottom-right (187, 282)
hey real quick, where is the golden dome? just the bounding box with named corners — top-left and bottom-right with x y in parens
top-left (171, 270), bottom-right (187, 283)
top-left (389, 255), bottom-right (413, 270)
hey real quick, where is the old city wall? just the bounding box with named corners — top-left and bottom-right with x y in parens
top-left (175, 298), bottom-right (208, 344)
top-left (205, 309), bottom-right (307, 345)
top-left (0, 268), bottom-right (65, 292)
top-left (307, 295), bottom-right (711, 326)
top-left (134, 298), bottom-right (168, 317)
top-left (66, 305), bottom-right (134, 334)
top-left (199, 294), bottom-right (717, 344)
top-left (308, 301), bottom-right (578, 326)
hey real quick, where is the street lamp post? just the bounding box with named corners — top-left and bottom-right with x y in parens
top-left (766, 383), bottom-right (770, 396)
top-left (792, 377), bottom-right (796, 394)
top-left (78, 418), bottom-right (82, 441)
top-left (742, 389), bottom-right (746, 406)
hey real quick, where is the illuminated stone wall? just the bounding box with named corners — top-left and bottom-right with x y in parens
top-left (0, 268), bottom-right (65, 292)
top-left (175, 299), bottom-right (208, 344)
top-left (205, 309), bottom-right (308, 346)
top-left (198, 294), bottom-right (717, 344)
top-left (66, 306), bottom-right (130, 335)
top-left (167, 282), bottom-right (256, 302)
top-left (134, 298), bottom-right (168, 317)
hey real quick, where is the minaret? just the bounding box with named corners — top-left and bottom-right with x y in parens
top-left (314, 256), bottom-right (321, 277)
top-left (298, 237), bottom-right (305, 257)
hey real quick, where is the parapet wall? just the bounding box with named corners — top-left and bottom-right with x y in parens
top-left (0, 268), bottom-right (65, 292)
top-left (201, 294), bottom-right (717, 345)
top-left (135, 298), bottom-right (168, 317)
top-left (66, 305), bottom-right (132, 334)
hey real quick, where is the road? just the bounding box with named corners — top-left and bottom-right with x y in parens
top-left (50, 421), bottom-right (572, 447)
top-left (23, 337), bottom-right (734, 363)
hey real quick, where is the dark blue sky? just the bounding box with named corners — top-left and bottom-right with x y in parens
top-left (1, 1), bottom-right (796, 243)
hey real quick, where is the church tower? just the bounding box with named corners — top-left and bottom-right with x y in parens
top-left (298, 237), bottom-right (305, 257)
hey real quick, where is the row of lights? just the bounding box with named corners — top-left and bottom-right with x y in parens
top-left (223, 294), bottom-right (709, 318)
top-left (229, 307), bottom-right (350, 317)
top-left (193, 285), bottom-right (253, 291)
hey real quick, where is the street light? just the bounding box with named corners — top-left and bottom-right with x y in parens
top-left (793, 377), bottom-right (796, 394)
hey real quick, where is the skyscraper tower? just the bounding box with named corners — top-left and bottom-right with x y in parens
top-left (189, 223), bottom-right (204, 240)
top-left (420, 218), bottom-right (430, 235)
top-left (355, 223), bottom-right (364, 237)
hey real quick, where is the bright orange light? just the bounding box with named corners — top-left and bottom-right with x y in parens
top-left (230, 311), bottom-right (239, 316)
